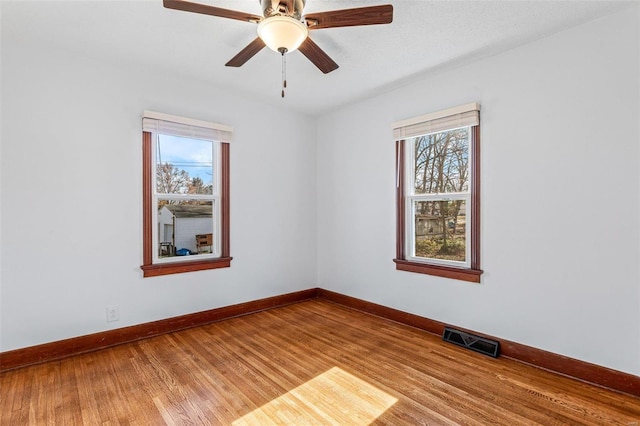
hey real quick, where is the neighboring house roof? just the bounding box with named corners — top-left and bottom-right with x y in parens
top-left (163, 204), bottom-right (212, 218)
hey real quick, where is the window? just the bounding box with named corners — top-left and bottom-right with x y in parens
top-left (141, 111), bottom-right (232, 277)
top-left (393, 103), bottom-right (482, 283)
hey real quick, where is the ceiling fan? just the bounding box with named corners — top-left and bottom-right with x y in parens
top-left (163, 0), bottom-right (393, 75)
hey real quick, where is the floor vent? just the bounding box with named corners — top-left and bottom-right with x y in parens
top-left (442, 327), bottom-right (500, 358)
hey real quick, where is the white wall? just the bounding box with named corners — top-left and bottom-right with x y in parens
top-left (317, 7), bottom-right (640, 375)
top-left (0, 39), bottom-right (317, 351)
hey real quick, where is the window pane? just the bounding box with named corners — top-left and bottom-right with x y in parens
top-left (412, 128), bottom-right (469, 194)
top-left (156, 135), bottom-right (213, 195)
top-left (414, 200), bottom-right (466, 262)
top-left (157, 200), bottom-right (214, 258)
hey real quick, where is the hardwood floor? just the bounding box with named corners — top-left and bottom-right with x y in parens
top-left (2, 299), bottom-right (639, 425)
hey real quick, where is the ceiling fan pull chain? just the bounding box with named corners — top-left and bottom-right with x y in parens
top-left (279, 47), bottom-right (288, 98)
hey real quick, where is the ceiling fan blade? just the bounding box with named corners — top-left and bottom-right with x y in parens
top-left (304, 5), bottom-right (393, 30)
top-left (163, 0), bottom-right (262, 23)
top-left (225, 38), bottom-right (266, 67)
top-left (298, 38), bottom-right (339, 74)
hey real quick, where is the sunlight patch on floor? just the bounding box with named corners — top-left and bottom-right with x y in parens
top-left (233, 366), bottom-right (398, 425)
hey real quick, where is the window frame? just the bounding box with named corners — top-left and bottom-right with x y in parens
top-left (393, 107), bottom-right (482, 283)
top-left (141, 113), bottom-right (232, 277)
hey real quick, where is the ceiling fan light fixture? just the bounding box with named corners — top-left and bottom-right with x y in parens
top-left (257, 16), bottom-right (308, 53)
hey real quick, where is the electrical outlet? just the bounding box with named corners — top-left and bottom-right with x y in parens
top-left (106, 305), bottom-right (119, 322)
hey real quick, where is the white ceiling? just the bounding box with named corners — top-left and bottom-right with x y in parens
top-left (1, 0), bottom-right (634, 116)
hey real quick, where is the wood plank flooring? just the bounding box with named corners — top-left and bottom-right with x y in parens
top-left (1, 299), bottom-right (639, 425)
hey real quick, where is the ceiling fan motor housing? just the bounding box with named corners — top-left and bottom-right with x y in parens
top-left (261, 0), bottom-right (306, 20)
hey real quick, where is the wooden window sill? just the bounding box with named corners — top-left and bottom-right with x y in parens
top-left (393, 259), bottom-right (482, 283)
top-left (141, 257), bottom-right (232, 277)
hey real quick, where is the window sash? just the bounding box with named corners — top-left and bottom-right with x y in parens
top-left (405, 193), bottom-right (471, 268)
top-left (405, 128), bottom-right (473, 197)
top-left (152, 198), bottom-right (221, 263)
top-left (152, 132), bottom-right (220, 197)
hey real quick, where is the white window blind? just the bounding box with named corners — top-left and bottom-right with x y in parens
top-left (393, 102), bottom-right (480, 140)
top-left (143, 111), bottom-right (233, 142)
